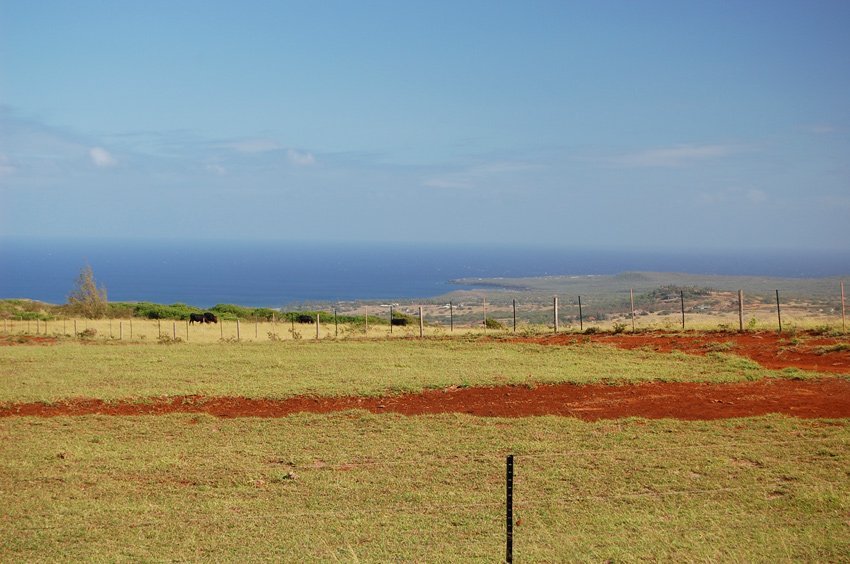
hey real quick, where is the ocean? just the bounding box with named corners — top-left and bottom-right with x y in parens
top-left (1, 238), bottom-right (848, 307)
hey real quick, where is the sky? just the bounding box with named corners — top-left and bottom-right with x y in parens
top-left (1, 0), bottom-right (849, 250)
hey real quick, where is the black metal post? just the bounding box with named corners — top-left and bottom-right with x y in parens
top-left (776, 289), bottom-right (782, 333)
top-left (450, 301), bottom-right (454, 332)
top-left (680, 290), bottom-right (685, 330)
top-left (506, 454), bottom-right (514, 563)
top-left (512, 299), bottom-right (517, 333)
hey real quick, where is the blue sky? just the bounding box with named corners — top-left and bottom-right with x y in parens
top-left (1, 0), bottom-right (849, 250)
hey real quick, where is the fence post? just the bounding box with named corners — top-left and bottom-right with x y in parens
top-left (365, 306), bottom-right (368, 336)
top-left (109, 319), bottom-right (112, 339)
top-left (483, 297), bottom-right (487, 332)
top-left (255, 320), bottom-right (259, 340)
top-left (512, 299), bottom-right (517, 333)
top-left (120, 321), bottom-right (123, 340)
top-left (236, 318), bottom-right (241, 341)
top-left (419, 306), bottom-right (424, 338)
top-left (158, 319), bottom-right (161, 338)
top-left (172, 321), bottom-right (177, 340)
top-left (630, 288), bottom-right (636, 332)
top-left (680, 290), bottom-right (686, 330)
top-left (130, 318), bottom-right (133, 339)
top-left (335, 308), bottom-right (338, 337)
top-left (775, 289), bottom-right (782, 333)
top-left (553, 296), bottom-right (559, 333)
top-left (506, 454), bottom-right (514, 564)
top-left (738, 290), bottom-right (744, 332)
top-left (578, 296), bottom-right (583, 331)
top-left (316, 313), bottom-right (320, 340)
top-left (449, 301), bottom-right (454, 332)
top-left (841, 281), bottom-right (846, 333)
top-left (186, 320), bottom-right (190, 342)
top-left (220, 318), bottom-right (223, 339)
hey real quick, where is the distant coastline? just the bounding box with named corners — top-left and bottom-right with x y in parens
top-left (1, 238), bottom-right (848, 308)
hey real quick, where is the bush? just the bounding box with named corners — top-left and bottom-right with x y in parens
top-left (484, 317), bottom-right (504, 330)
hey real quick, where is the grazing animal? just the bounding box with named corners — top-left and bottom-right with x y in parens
top-left (189, 313), bottom-right (205, 325)
top-left (203, 312), bottom-right (218, 324)
top-left (295, 314), bottom-right (315, 324)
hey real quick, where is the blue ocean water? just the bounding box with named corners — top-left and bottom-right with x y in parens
top-left (1, 238), bottom-right (848, 307)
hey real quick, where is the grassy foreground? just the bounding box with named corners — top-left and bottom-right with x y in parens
top-left (1, 413), bottom-right (848, 561)
top-left (0, 338), bottom-right (800, 403)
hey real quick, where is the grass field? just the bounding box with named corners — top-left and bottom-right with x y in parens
top-left (2, 337), bottom-right (849, 561)
top-left (0, 338), bottom-right (792, 403)
top-left (2, 413), bottom-right (848, 561)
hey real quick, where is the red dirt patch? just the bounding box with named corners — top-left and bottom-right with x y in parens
top-left (0, 335), bottom-right (58, 346)
top-left (510, 331), bottom-right (850, 374)
top-left (2, 378), bottom-right (849, 420)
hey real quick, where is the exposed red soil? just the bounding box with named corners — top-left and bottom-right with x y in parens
top-left (2, 378), bottom-right (849, 420)
top-left (509, 331), bottom-right (850, 374)
top-left (2, 330), bottom-right (848, 420)
top-left (0, 335), bottom-right (58, 346)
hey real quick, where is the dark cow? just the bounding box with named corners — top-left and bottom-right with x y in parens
top-left (203, 312), bottom-right (218, 324)
top-left (295, 314), bottom-right (315, 324)
top-left (189, 313), bottom-right (205, 325)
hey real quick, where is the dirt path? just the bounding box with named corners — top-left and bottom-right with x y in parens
top-left (509, 331), bottom-right (850, 374)
top-left (3, 378), bottom-right (849, 420)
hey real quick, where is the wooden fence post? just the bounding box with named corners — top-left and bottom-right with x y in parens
top-left (172, 321), bottom-right (177, 340)
top-left (578, 296), bottom-right (583, 331)
top-left (512, 299), bottom-right (517, 333)
top-left (553, 296), bottom-right (559, 333)
top-left (236, 318), bottom-right (241, 341)
top-left (129, 318), bottom-right (133, 339)
top-left (419, 306), bottom-right (424, 338)
top-left (335, 308), bottom-right (338, 337)
top-left (120, 321), bottom-right (123, 340)
top-left (738, 290), bottom-right (744, 332)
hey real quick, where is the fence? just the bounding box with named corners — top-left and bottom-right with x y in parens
top-left (2, 281), bottom-right (847, 341)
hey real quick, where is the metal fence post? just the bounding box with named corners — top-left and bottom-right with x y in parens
top-left (506, 454), bottom-right (514, 563)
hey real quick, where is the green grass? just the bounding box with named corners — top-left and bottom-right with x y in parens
top-left (0, 338), bottom-right (813, 403)
top-left (1, 413), bottom-right (847, 561)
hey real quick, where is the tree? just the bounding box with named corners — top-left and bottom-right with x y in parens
top-left (67, 264), bottom-right (108, 318)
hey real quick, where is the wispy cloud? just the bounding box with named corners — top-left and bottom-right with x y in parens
top-left (286, 149), bottom-right (316, 166)
top-left (422, 161), bottom-right (539, 190)
top-left (205, 163), bottom-right (227, 176)
top-left (223, 138), bottom-right (282, 154)
top-left (606, 144), bottom-right (744, 168)
top-left (0, 154), bottom-right (14, 177)
top-left (89, 147), bottom-right (117, 168)
top-left (698, 186), bottom-right (768, 206)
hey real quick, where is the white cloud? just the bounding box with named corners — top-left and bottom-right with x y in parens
top-left (206, 163), bottom-right (227, 176)
top-left (89, 147), bottom-right (117, 168)
top-left (225, 138), bottom-right (282, 153)
top-left (608, 144), bottom-right (742, 168)
top-left (804, 123), bottom-right (838, 135)
top-left (286, 149), bottom-right (316, 166)
top-left (423, 161), bottom-right (538, 190)
top-left (698, 186), bottom-right (768, 206)
top-left (0, 154), bottom-right (14, 176)
top-left (747, 189), bottom-right (767, 204)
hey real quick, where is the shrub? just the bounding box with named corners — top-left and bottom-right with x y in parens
top-left (484, 317), bottom-right (504, 330)
top-left (67, 265), bottom-right (108, 319)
